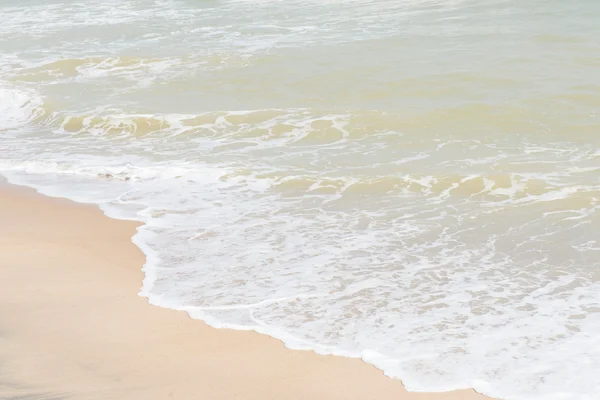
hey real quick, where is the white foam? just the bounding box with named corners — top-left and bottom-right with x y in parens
top-left (2, 0), bottom-right (600, 398)
top-left (0, 85), bottom-right (44, 129)
top-left (2, 120), bottom-right (600, 400)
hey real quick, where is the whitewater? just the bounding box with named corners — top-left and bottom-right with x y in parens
top-left (1, 0), bottom-right (600, 399)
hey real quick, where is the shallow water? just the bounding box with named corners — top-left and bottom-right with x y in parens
top-left (1, 0), bottom-right (600, 398)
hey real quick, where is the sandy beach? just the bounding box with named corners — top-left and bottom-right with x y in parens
top-left (0, 178), bottom-right (491, 400)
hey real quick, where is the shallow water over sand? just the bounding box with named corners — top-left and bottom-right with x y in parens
top-left (1, 0), bottom-right (600, 398)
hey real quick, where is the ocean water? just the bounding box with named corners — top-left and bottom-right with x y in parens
top-left (1, 0), bottom-right (600, 398)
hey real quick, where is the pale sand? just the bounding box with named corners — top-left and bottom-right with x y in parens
top-left (0, 179), bottom-right (492, 400)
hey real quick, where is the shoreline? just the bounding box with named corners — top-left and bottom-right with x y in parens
top-left (0, 177), bottom-right (491, 400)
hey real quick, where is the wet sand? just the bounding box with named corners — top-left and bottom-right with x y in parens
top-left (0, 178), bottom-right (491, 400)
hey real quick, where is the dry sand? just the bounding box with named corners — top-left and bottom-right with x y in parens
top-left (0, 178), bottom-right (491, 400)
